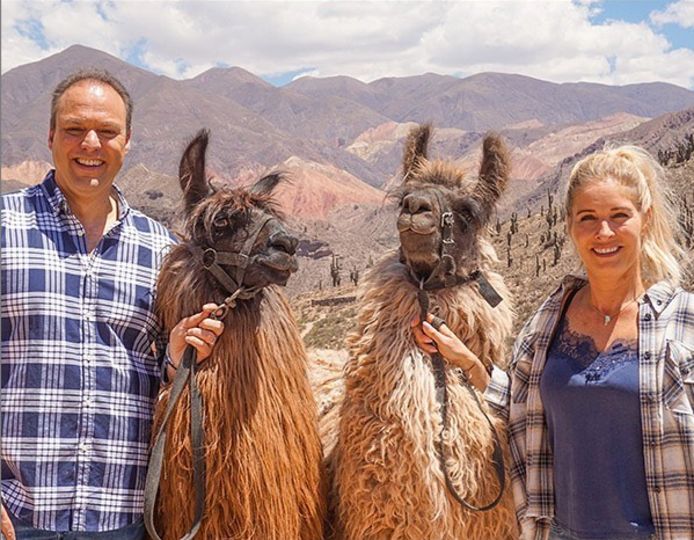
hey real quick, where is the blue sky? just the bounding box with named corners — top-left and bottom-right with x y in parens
top-left (2, 1), bottom-right (693, 88)
top-left (593, 0), bottom-right (692, 48)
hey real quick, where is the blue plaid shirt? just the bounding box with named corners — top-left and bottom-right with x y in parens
top-left (1, 171), bottom-right (176, 532)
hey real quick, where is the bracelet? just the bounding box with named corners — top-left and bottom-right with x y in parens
top-left (165, 355), bottom-right (178, 371)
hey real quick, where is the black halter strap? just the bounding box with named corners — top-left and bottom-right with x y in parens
top-left (144, 215), bottom-right (274, 540)
top-left (408, 205), bottom-right (507, 512)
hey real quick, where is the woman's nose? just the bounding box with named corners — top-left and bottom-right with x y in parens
top-left (596, 219), bottom-right (615, 238)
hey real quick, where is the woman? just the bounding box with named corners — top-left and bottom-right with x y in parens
top-left (413, 146), bottom-right (693, 540)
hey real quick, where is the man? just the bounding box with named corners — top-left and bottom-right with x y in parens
top-left (1, 70), bottom-right (222, 539)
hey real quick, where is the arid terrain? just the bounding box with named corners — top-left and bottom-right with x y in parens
top-left (2, 44), bottom-right (693, 362)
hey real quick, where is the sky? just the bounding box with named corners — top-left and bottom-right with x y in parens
top-left (2, 0), bottom-right (693, 88)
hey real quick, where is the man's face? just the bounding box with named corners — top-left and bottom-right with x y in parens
top-left (48, 81), bottom-right (130, 200)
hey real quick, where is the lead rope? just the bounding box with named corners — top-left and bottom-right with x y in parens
top-left (417, 281), bottom-right (506, 512)
top-left (144, 287), bottom-right (254, 540)
top-left (144, 215), bottom-right (274, 540)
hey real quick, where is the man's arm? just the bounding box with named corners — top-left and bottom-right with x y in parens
top-left (1, 504), bottom-right (15, 540)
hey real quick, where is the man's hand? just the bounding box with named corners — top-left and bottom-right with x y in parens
top-left (168, 303), bottom-right (225, 370)
top-left (1, 504), bottom-right (15, 540)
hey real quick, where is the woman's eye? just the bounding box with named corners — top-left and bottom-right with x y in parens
top-left (579, 215), bottom-right (596, 222)
top-left (612, 213), bottom-right (629, 220)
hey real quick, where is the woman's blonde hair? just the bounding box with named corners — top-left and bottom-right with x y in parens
top-left (565, 145), bottom-right (685, 285)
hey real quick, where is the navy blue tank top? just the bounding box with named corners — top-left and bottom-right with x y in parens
top-left (540, 316), bottom-right (655, 539)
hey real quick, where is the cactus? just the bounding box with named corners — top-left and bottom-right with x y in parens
top-left (330, 254), bottom-right (342, 287)
top-left (510, 212), bottom-right (519, 234)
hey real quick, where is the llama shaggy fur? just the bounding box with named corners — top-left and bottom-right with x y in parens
top-left (329, 248), bottom-right (518, 539)
top-left (152, 245), bottom-right (326, 539)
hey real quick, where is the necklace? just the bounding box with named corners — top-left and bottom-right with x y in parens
top-left (589, 297), bottom-right (639, 326)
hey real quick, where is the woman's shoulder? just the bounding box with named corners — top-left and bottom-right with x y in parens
top-left (646, 280), bottom-right (694, 312)
top-left (511, 274), bottom-right (585, 361)
top-left (521, 275), bottom-right (584, 333)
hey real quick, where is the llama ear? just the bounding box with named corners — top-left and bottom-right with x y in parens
top-left (474, 133), bottom-right (510, 216)
top-left (250, 173), bottom-right (282, 196)
top-left (179, 128), bottom-right (211, 211)
top-left (402, 124), bottom-right (431, 183)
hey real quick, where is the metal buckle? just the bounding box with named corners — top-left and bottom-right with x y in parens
top-left (201, 248), bottom-right (216, 269)
top-left (213, 304), bottom-right (229, 320)
top-left (441, 212), bottom-right (455, 244)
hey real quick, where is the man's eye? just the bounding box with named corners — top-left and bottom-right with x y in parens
top-left (579, 215), bottom-right (596, 222)
top-left (99, 130), bottom-right (118, 139)
top-left (65, 128), bottom-right (83, 136)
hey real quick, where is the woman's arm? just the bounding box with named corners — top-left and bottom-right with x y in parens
top-left (411, 314), bottom-right (490, 392)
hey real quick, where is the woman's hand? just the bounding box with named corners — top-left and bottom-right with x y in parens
top-left (411, 314), bottom-right (490, 392)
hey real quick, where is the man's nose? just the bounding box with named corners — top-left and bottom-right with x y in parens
top-left (81, 130), bottom-right (101, 150)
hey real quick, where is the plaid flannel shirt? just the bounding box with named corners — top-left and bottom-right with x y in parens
top-left (1, 171), bottom-right (176, 532)
top-left (486, 275), bottom-right (694, 540)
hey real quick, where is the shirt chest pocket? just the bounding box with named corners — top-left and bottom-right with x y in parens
top-left (663, 340), bottom-right (694, 416)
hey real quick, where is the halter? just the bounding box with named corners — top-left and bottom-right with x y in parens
top-left (404, 202), bottom-right (507, 512)
top-left (144, 214), bottom-right (276, 540)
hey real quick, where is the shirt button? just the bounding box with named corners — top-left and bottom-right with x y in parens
top-left (654, 486), bottom-right (661, 494)
top-left (644, 351), bottom-right (652, 360)
top-left (79, 442), bottom-right (89, 453)
top-left (644, 313), bottom-right (652, 321)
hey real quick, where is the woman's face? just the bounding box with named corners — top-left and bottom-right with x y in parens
top-left (568, 177), bottom-right (647, 280)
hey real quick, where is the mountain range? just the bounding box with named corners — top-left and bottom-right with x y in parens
top-left (2, 44), bottom-right (693, 295)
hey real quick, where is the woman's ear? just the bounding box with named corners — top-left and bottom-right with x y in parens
top-left (642, 207), bottom-right (653, 235)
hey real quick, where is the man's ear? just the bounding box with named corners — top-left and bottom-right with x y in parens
top-left (124, 132), bottom-right (131, 154)
top-left (48, 130), bottom-right (54, 150)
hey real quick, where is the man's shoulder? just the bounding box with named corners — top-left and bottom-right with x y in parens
top-left (1, 183), bottom-right (42, 207)
top-left (124, 207), bottom-right (178, 246)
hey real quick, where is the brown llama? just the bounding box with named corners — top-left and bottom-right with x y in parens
top-left (150, 130), bottom-right (325, 539)
top-left (327, 125), bottom-right (518, 539)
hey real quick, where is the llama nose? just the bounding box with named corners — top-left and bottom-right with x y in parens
top-left (402, 194), bottom-right (433, 215)
top-left (270, 232), bottom-right (298, 255)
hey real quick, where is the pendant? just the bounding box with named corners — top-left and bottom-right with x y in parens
top-left (603, 314), bottom-right (611, 326)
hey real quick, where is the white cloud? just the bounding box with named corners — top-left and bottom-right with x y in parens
top-left (651, 0), bottom-right (694, 29)
top-left (1, 0), bottom-right (693, 89)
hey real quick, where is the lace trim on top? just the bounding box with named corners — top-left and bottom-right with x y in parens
top-left (552, 316), bottom-right (638, 383)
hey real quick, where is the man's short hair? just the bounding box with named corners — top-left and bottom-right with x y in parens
top-left (50, 69), bottom-right (133, 135)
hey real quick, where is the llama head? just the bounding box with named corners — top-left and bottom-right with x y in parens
top-left (178, 129), bottom-right (298, 291)
top-left (395, 124), bottom-right (509, 280)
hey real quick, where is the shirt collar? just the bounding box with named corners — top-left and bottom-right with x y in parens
top-left (40, 169), bottom-right (131, 222)
top-left (559, 272), bottom-right (677, 317)
top-left (642, 280), bottom-right (678, 316)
